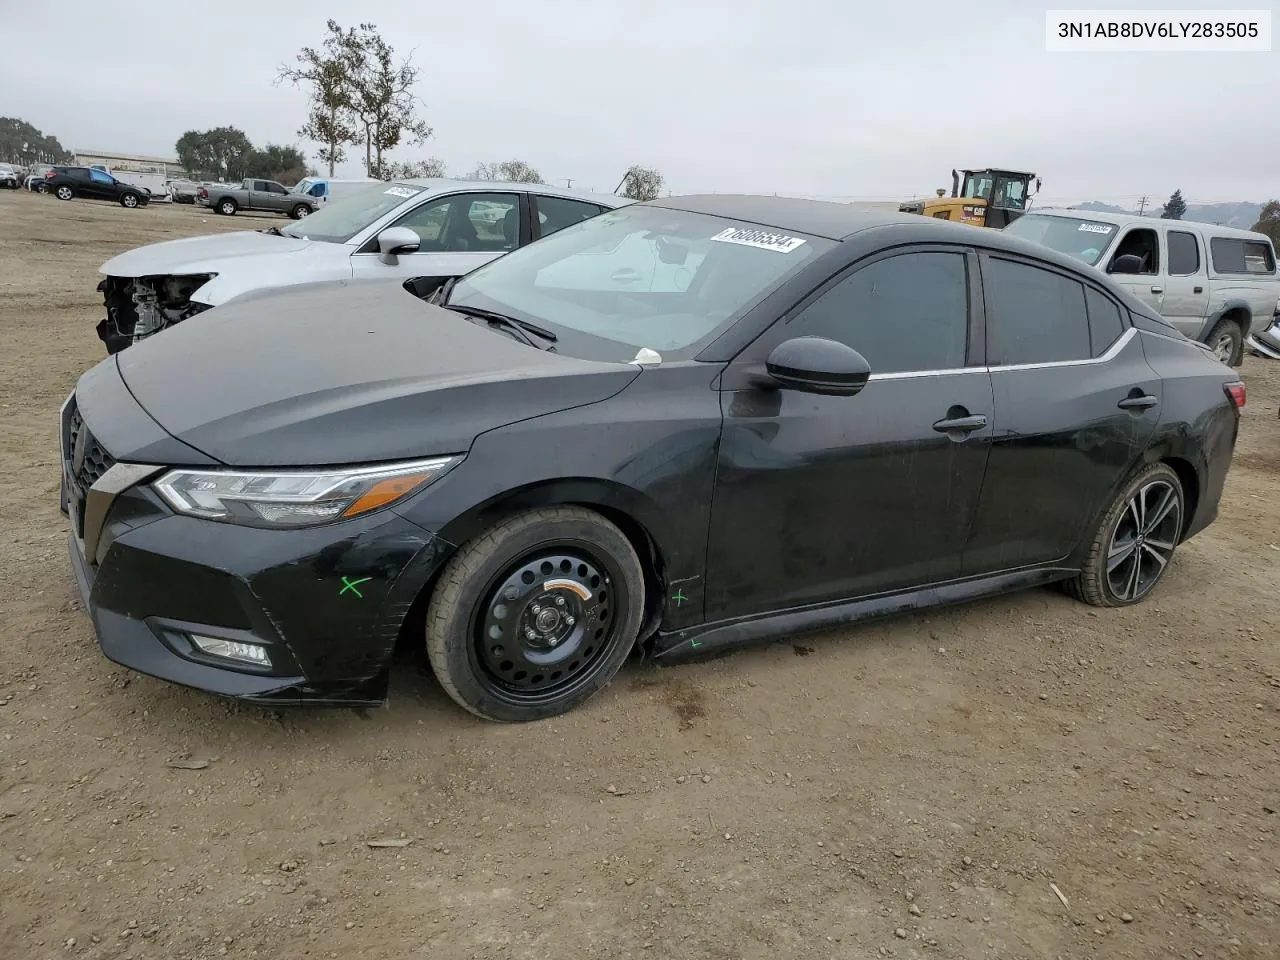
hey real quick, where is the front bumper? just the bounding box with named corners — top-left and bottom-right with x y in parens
top-left (61, 407), bottom-right (454, 704)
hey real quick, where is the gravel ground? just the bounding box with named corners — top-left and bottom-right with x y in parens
top-left (1, 189), bottom-right (1278, 960)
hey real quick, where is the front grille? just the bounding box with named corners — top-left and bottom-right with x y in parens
top-left (66, 405), bottom-right (116, 491)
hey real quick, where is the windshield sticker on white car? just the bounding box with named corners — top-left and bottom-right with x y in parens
top-left (384, 186), bottom-right (420, 199)
top-left (1078, 223), bottom-right (1114, 234)
top-left (709, 227), bottom-right (806, 253)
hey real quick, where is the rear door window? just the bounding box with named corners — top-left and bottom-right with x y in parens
top-left (1166, 231), bottom-right (1200, 275)
top-left (983, 257), bottom-right (1090, 365)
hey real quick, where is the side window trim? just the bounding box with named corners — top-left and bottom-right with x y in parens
top-left (755, 242), bottom-right (980, 376)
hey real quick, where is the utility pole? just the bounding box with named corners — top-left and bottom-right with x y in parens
top-left (564, 178), bottom-right (573, 189)
top-left (1137, 196), bottom-right (1149, 217)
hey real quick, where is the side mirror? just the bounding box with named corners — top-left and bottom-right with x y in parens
top-left (761, 337), bottom-right (871, 396)
top-left (1109, 253), bottom-right (1143, 275)
top-left (376, 227), bottom-right (421, 263)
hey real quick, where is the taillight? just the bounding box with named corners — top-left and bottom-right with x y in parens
top-left (1224, 382), bottom-right (1246, 409)
top-left (199, 187), bottom-right (208, 198)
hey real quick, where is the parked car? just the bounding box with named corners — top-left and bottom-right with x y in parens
top-left (44, 166), bottom-right (149, 208)
top-left (61, 197), bottom-right (1244, 720)
top-left (0, 163), bottom-right (19, 188)
top-left (25, 163), bottom-right (54, 191)
top-left (1247, 313), bottom-right (1280, 359)
top-left (166, 179), bottom-right (200, 203)
top-left (292, 176), bottom-right (382, 204)
top-left (196, 178), bottom-right (318, 218)
top-left (1003, 210), bottom-right (1280, 365)
top-left (93, 179), bottom-right (631, 352)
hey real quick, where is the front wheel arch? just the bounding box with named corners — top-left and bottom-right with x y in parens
top-left (432, 479), bottom-right (671, 644)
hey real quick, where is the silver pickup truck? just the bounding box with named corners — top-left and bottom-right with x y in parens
top-left (196, 179), bottom-right (319, 219)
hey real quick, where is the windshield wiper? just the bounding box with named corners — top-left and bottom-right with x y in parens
top-left (442, 304), bottom-right (558, 348)
top-left (430, 276), bottom-right (458, 305)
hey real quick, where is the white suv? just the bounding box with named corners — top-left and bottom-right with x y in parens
top-left (1005, 209), bottom-right (1279, 365)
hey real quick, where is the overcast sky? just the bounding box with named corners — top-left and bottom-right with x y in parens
top-left (3, 1), bottom-right (1275, 204)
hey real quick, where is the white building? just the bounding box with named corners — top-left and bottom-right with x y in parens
top-left (71, 150), bottom-right (188, 178)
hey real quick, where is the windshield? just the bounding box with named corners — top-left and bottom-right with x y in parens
top-left (1003, 213), bottom-right (1119, 266)
top-left (279, 181), bottom-right (421, 243)
top-left (448, 205), bottom-right (833, 361)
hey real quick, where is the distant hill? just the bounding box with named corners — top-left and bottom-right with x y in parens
top-left (1070, 200), bottom-right (1263, 229)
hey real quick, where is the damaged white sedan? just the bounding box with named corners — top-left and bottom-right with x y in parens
top-left (94, 179), bottom-right (631, 353)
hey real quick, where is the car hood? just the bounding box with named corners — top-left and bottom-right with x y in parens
top-left (115, 281), bottom-right (642, 466)
top-left (100, 230), bottom-right (322, 279)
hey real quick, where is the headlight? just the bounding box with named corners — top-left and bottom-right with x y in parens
top-left (153, 456), bottom-right (461, 527)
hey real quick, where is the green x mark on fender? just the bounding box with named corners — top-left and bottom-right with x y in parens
top-left (339, 576), bottom-right (373, 598)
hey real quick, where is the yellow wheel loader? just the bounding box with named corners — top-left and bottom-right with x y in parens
top-left (900, 168), bottom-right (1041, 228)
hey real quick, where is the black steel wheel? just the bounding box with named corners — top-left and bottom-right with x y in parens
top-left (426, 506), bottom-right (645, 722)
top-left (1069, 462), bottom-right (1184, 607)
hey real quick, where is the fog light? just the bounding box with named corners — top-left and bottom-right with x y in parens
top-left (190, 634), bottom-right (272, 667)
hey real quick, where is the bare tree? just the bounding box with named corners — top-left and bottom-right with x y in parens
top-left (278, 20), bottom-right (361, 176)
top-left (343, 24), bottom-right (433, 177)
top-left (379, 158), bottom-right (448, 181)
top-left (469, 159), bottom-right (542, 183)
top-left (616, 164), bottom-right (664, 201)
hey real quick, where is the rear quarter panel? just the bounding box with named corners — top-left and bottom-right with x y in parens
top-left (1135, 327), bottom-right (1240, 540)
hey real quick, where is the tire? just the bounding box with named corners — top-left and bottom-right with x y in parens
top-left (217, 198), bottom-right (237, 216)
top-left (35, 182), bottom-right (48, 194)
top-left (54, 184), bottom-right (74, 201)
top-left (120, 192), bottom-right (140, 209)
top-left (1068, 462), bottom-right (1184, 607)
top-left (1205, 317), bottom-right (1243, 366)
top-left (289, 204), bottom-right (311, 220)
top-left (425, 506), bottom-right (645, 722)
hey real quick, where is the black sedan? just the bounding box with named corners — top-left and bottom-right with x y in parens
top-left (61, 197), bottom-right (1245, 721)
top-left (44, 166), bottom-right (149, 208)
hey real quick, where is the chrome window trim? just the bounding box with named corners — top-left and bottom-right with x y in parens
top-left (865, 326), bottom-right (1136, 381)
top-left (987, 326), bottom-right (1135, 373)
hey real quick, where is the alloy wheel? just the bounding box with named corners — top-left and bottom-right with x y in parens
top-left (472, 549), bottom-right (618, 704)
top-left (1106, 479), bottom-right (1181, 602)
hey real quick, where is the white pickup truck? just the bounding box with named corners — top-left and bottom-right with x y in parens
top-left (196, 178), bottom-right (319, 219)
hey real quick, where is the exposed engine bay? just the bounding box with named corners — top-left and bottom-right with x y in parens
top-left (96, 275), bottom-right (214, 354)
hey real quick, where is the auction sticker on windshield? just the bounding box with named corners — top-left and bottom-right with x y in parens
top-left (384, 186), bottom-right (420, 198)
top-left (1078, 222), bottom-right (1114, 234)
top-left (710, 227), bottom-right (807, 253)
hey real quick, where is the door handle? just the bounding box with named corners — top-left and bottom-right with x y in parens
top-left (1150, 286), bottom-right (1163, 294)
top-left (1118, 394), bottom-right (1159, 411)
top-left (1193, 286), bottom-right (1203, 293)
top-left (610, 268), bottom-right (643, 283)
top-left (932, 413), bottom-right (987, 434)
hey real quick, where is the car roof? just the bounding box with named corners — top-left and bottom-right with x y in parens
top-left (399, 178), bottom-right (632, 208)
top-left (1026, 207), bottom-right (1273, 243)
top-left (648, 194), bottom-right (926, 240)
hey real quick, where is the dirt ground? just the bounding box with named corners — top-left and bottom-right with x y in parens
top-left (1, 189), bottom-right (1278, 960)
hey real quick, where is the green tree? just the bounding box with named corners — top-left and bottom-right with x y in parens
top-left (277, 20), bottom-right (361, 176)
top-left (1161, 189), bottom-right (1187, 220)
top-left (0, 117), bottom-right (71, 164)
top-left (243, 144), bottom-right (309, 182)
top-left (469, 159), bottom-right (542, 183)
top-left (175, 127), bottom-right (254, 180)
top-left (618, 164), bottom-right (664, 200)
top-left (1252, 200), bottom-right (1280, 248)
top-left (334, 23), bottom-right (433, 177)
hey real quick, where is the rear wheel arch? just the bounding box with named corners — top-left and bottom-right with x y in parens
top-left (1157, 455), bottom-right (1200, 540)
